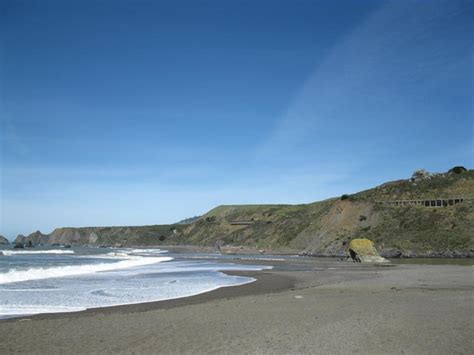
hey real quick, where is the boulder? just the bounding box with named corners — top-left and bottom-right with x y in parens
top-left (346, 238), bottom-right (389, 263)
top-left (380, 248), bottom-right (403, 258)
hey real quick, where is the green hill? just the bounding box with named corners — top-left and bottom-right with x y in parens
top-left (16, 168), bottom-right (474, 257)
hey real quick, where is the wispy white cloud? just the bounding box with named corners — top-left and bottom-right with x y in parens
top-left (256, 0), bottom-right (470, 163)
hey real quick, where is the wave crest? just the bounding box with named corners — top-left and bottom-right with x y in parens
top-left (0, 256), bottom-right (173, 284)
top-left (1, 249), bottom-right (75, 256)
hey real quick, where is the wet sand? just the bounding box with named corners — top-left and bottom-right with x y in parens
top-left (0, 258), bottom-right (472, 354)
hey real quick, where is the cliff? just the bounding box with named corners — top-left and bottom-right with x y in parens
top-left (15, 168), bottom-right (474, 257)
top-left (16, 225), bottom-right (187, 248)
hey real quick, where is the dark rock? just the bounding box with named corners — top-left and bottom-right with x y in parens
top-left (15, 234), bottom-right (27, 245)
top-left (448, 166), bottom-right (467, 174)
top-left (381, 249), bottom-right (403, 258)
top-left (13, 242), bottom-right (24, 249)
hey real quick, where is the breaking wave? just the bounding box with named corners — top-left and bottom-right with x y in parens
top-left (1, 249), bottom-right (75, 256)
top-left (0, 256), bottom-right (173, 284)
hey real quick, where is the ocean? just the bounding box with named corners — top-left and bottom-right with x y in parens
top-left (0, 245), bottom-right (272, 319)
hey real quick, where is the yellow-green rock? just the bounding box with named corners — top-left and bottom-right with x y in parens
top-left (347, 238), bottom-right (388, 263)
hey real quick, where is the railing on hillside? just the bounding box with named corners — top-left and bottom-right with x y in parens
top-left (377, 197), bottom-right (473, 207)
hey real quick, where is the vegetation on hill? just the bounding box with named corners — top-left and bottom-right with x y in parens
top-left (15, 168), bottom-right (474, 257)
top-left (350, 169), bottom-right (474, 201)
top-left (176, 216), bottom-right (201, 225)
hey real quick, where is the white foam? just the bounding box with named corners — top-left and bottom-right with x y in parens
top-left (105, 252), bottom-right (130, 258)
top-left (185, 255), bottom-right (285, 261)
top-left (126, 248), bottom-right (168, 254)
top-left (0, 259), bottom-right (271, 318)
top-left (0, 256), bottom-right (173, 284)
top-left (237, 257), bottom-right (285, 261)
top-left (1, 249), bottom-right (75, 256)
top-left (81, 249), bottom-right (167, 260)
top-left (0, 273), bottom-right (257, 318)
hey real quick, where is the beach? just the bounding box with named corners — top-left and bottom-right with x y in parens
top-left (0, 257), bottom-right (472, 354)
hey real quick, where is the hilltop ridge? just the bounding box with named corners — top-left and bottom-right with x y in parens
top-left (14, 168), bottom-right (474, 257)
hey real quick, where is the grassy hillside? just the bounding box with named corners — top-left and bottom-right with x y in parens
top-left (177, 168), bottom-right (474, 256)
top-left (352, 170), bottom-right (474, 201)
top-left (17, 168), bottom-right (474, 257)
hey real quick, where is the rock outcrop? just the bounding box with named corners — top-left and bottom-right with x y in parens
top-left (410, 169), bottom-right (433, 182)
top-left (0, 235), bottom-right (9, 244)
top-left (14, 234), bottom-right (26, 245)
top-left (14, 231), bottom-right (48, 246)
top-left (14, 225), bottom-right (189, 248)
top-left (346, 238), bottom-right (389, 263)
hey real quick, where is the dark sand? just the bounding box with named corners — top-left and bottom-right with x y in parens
top-left (0, 258), bottom-right (472, 354)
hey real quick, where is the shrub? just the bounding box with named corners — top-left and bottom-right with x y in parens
top-left (448, 166), bottom-right (467, 174)
top-left (341, 194), bottom-right (350, 200)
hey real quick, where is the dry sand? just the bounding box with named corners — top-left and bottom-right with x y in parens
top-left (0, 258), bottom-right (472, 354)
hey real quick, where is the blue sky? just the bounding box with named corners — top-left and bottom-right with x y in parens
top-left (1, 0), bottom-right (473, 239)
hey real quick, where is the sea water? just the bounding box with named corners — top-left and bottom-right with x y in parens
top-left (0, 245), bottom-right (271, 319)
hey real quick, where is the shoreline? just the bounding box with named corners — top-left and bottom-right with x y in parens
top-left (1, 257), bottom-right (472, 323)
top-left (2, 243), bottom-right (473, 259)
top-left (107, 244), bottom-right (474, 258)
top-left (0, 269), bottom-right (296, 323)
top-left (1, 257), bottom-right (472, 354)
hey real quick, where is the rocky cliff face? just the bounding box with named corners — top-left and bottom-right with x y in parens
top-left (15, 225), bottom-right (187, 248)
top-left (15, 169), bottom-right (474, 257)
top-left (0, 235), bottom-right (9, 244)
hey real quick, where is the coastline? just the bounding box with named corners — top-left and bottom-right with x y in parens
top-left (113, 244), bottom-right (474, 258)
top-left (0, 258), bottom-right (472, 354)
top-left (0, 269), bottom-right (295, 323)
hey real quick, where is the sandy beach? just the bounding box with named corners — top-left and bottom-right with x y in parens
top-left (0, 257), bottom-right (472, 354)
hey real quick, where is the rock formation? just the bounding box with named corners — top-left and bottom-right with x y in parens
top-left (410, 169), bottom-right (432, 182)
top-left (346, 238), bottom-right (388, 263)
top-left (0, 235), bottom-right (9, 244)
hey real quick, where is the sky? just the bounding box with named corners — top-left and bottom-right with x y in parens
top-left (0, 0), bottom-right (473, 240)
